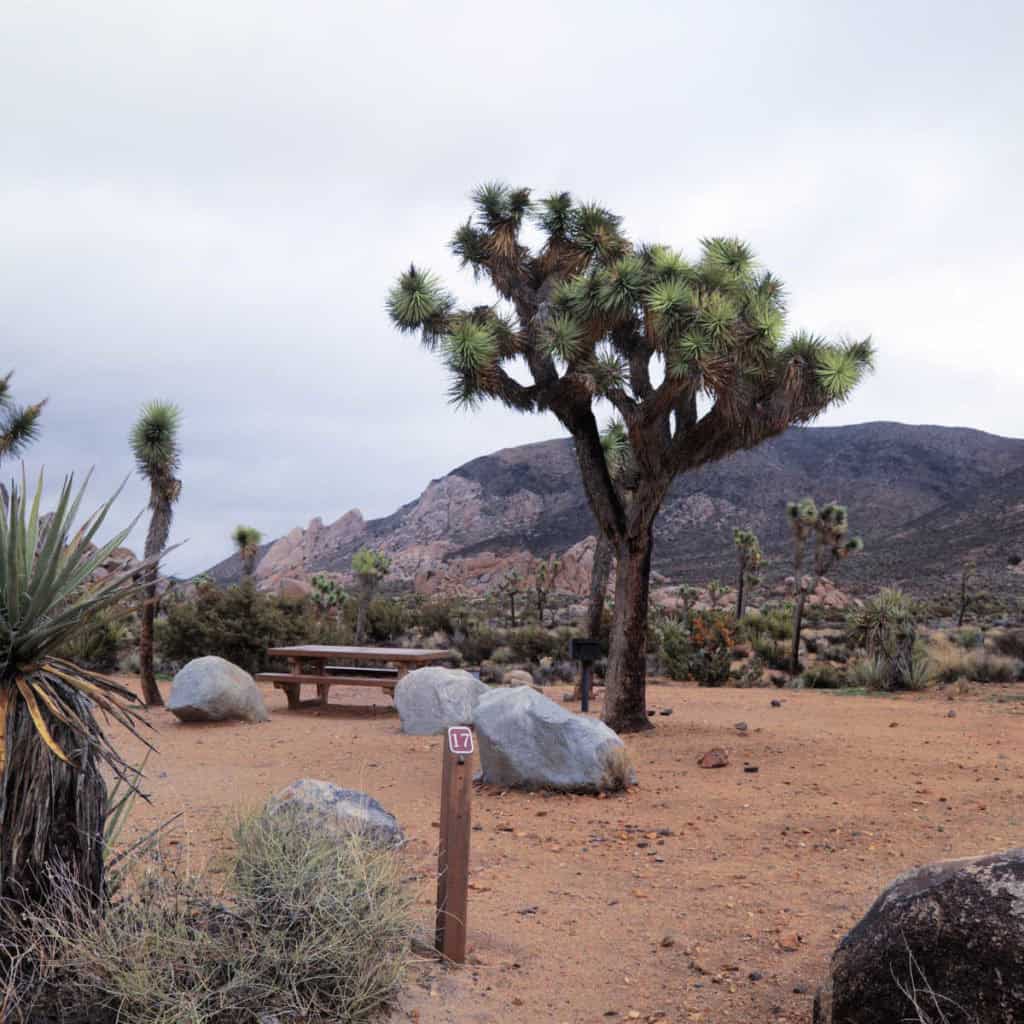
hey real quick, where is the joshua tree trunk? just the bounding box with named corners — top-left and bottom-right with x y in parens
top-left (791, 589), bottom-right (807, 675)
top-left (139, 566), bottom-right (163, 706)
top-left (603, 527), bottom-right (655, 733)
top-left (735, 569), bottom-right (746, 620)
top-left (587, 533), bottom-right (614, 641)
top-left (0, 686), bottom-right (107, 907)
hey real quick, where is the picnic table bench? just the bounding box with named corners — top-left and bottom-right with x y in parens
top-left (255, 645), bottom-right (451, 710)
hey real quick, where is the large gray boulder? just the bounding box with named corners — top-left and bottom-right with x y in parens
top-left (266, 779), bottom-right (404, 848)
top-left (168, 655), bottom-right (269, 723)
top-left (472, 686), bottom-right (635, 793)
top-left (394, 666), bottom-right (489, 735)
top-left (814, 847), bottom-right (1024, 1024)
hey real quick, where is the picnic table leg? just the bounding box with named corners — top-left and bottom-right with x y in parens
top-left (283, 658), bottom-right (302, 710)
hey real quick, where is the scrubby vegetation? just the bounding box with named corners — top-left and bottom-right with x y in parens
top-left (0, 814), bottom-right (412, 1024)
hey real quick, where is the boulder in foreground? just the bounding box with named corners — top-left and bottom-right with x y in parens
top-left (814, 847), bottom-right (1024, 1024)
top-left (168, 655), bottom-right (270, 723)
top-left (266, 779), bottom-right (405, 848)
top-left (394, 666), bottom-right (489, 735)
top-left (473, 686), bottom-right (635, 793)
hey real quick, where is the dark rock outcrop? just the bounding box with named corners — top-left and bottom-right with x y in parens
top-left (814, 848), bottom-right (1024, 1024)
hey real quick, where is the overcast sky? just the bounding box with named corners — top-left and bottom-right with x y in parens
top-left (3, 0), bottom-right (1022, 575)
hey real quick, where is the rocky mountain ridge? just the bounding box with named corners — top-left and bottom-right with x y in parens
top-left (207, 422), bottom-right (1024, 600)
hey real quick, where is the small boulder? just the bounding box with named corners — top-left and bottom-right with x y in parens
top-left (394, 666), bottom-right (489, 736)
top-left (502, 668), bottom-right (535, 687)
top-left (473, 686), bottom-right (635, 793)
top-left (266, 779), bottom-right (404, 848)
top-left (168, 656), bottom-right (269, 724)
top-left (698, 747), bottom-right (729, 769)
top-left (814, 847), bottom-right (1024, 1024)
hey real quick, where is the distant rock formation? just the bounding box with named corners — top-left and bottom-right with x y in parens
top-left (206, 423), bottom-right (1024, 600)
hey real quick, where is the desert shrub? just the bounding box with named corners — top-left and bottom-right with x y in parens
top-left (490, 645), bottom-right (514, 665)
top-left (732, 653), bottom-right (767, 687)
top-left (762, 603), bottom-right (795, 641)
top-left (847, 588), bottom-right (923, 691)
top-left (798, 663), bottom-right (847, 689)
top-left (410, 597), bottom-right (460, 637)
top-left (2, 816), bottom-right (411, 1024)
top-left (507, 625), bottom-right (571, 664)
top-left (847, 656), bottom-right (887, 690)
top-left (159, 581), bottom-right (348, 673)
top-left (657, 619), bottom-right (692, 681)
top-left (949, 626), bottom-right (984, 649)
top-left (362, 597), bottom-right (410, 643)
top-left (689, 611), bottom-right (734, 686)
top-left (933, 648), bottom-right (1023, 684)
top-left (991, 629), bottom-right (1024, 660)
top-left (753, 635), bottom-right (792, 672)
top-left (822, 643), bottom-right (850, 663)
top-left (56, 606), bottom-right (129, 672)
top-left (455, 622), bottom-right (502, 664)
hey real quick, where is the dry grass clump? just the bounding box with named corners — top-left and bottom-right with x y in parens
top-left (929, 636), bottom-right (1023, 685)
top-left (0, 813), bottom-right (412, 1024)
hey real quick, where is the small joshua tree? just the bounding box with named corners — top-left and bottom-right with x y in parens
top-left (707, 579), bottom-right (728, 610)
top-left (311, 572), bottom-right (347, 626)
top-left (733, 528), bottom-right (763, 618)
top-left (957, 560), bottom-right (975, 628)
top-left (677, 584), bottom-right (699, 622)
top-left (232, 525), bottom-right (263, 579)
top-left (351, 547), bottom-right (390, 643)
top-left (130, 401), bottom-right (182, 707)
top-left (787, 498), bottom-right (862, 673)
top-left (496, 568), bottom-right (523, 628)
top-left (532, 555), bottom-right (561, 626)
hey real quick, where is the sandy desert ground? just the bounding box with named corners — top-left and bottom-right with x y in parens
top-left (109, 677), bottom-right (1024, 1024)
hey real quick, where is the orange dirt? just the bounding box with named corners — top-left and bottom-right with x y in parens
top-left (110, 678), bottom-right (1024, 1024)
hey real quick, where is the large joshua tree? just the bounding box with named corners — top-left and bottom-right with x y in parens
top-left (388, 184), bottom-right (873, 731)
top-left (0, 372), bottom-right (45, 469)
top-left (232, 524), bottom-right (263, 579)
top-left (0, 474), bottom-right (153, 908)
top-left (130, 402), bottom-right (182, 707)
top-left (352, 547), bottom-right (390, 643)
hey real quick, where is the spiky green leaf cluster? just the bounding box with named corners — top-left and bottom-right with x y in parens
top-left (0, 372), bottom-right (45, 465)
top-left (352, 546), bottom-right (390, 581)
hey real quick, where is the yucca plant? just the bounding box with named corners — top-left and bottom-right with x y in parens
top-left (232, 524), bottom-right (263, 578)
top-left (0, 372), bottom-right (45, 468)
top-left (0, 473), bottom-right (154, 908)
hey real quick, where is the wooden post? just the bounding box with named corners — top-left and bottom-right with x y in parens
top-left (435, 726), bottom-right (473, 964)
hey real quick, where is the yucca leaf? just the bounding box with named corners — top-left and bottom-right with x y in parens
top-left (15, 678), bottom-right (71, 765)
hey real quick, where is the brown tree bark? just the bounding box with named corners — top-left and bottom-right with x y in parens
top-left (603, 527), bottom-right (655, 733)
top-left (735, 563), bottom-right (746, 620)
top-left (791, 589), bottom-right (807, 675)
top-left (587, 533), bottom-right (614, 641)
top-left (139, 567), bottom-right (163, 707)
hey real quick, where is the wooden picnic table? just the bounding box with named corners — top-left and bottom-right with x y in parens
top-left (256, 645), bottom-right (451, 710)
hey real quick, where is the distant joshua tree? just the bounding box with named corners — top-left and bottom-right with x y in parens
top-left (532, 555), bottom-right (561, 627)
top-left (957, 560), bottom-right (976, 627)
top-left (787, 498), bottom-right (862, 673)
top-left (677, 584), bottom-right (698, 621)
top-left (232, 525), bottom-right (263, 579)
top-left (351, 547), bottom-right (390, 643)
top-left (311, 572), bottom-right (347, 625)
top-left (497, 568), bottom-right (523, 629)
top-left (733, 528), bottom-right (763, 618)
top-left (130, 401), bottom-right (182, 707)
top-left (707, 579), bottom-right (728, 610)
top-left (0, 372), bottom-right (45, 468)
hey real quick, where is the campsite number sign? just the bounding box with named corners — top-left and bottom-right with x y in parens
top-left (435, 726), bottom-right (474, 963)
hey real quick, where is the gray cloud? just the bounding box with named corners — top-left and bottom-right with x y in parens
top-left (3, 0), bottom-right (1022, 574)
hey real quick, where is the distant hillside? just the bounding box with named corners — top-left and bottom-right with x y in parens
top-left (207, 423), bottom-right (1024, 599)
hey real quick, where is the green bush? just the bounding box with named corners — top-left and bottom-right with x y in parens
top-left (753, 635), bottom-right (792, 671)
top-left (992, 629), bottom-right (1024, 660)
top-left (950, 626), bottom-right (984, 649)
top-left (56, 605), bottom-right (129, 672)
top-left (506, 625), bottom-right (572, 664)
top-left (2, 815), bottom-right (412, 1024)
top-left (798, 663), bottom-right (847, 689)
top-left (159, 581), bottom-right (348, 673)
top-left (657, 619), bottom-right (692, 681)
top-left (455, 622), bottom-right (503, 664)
